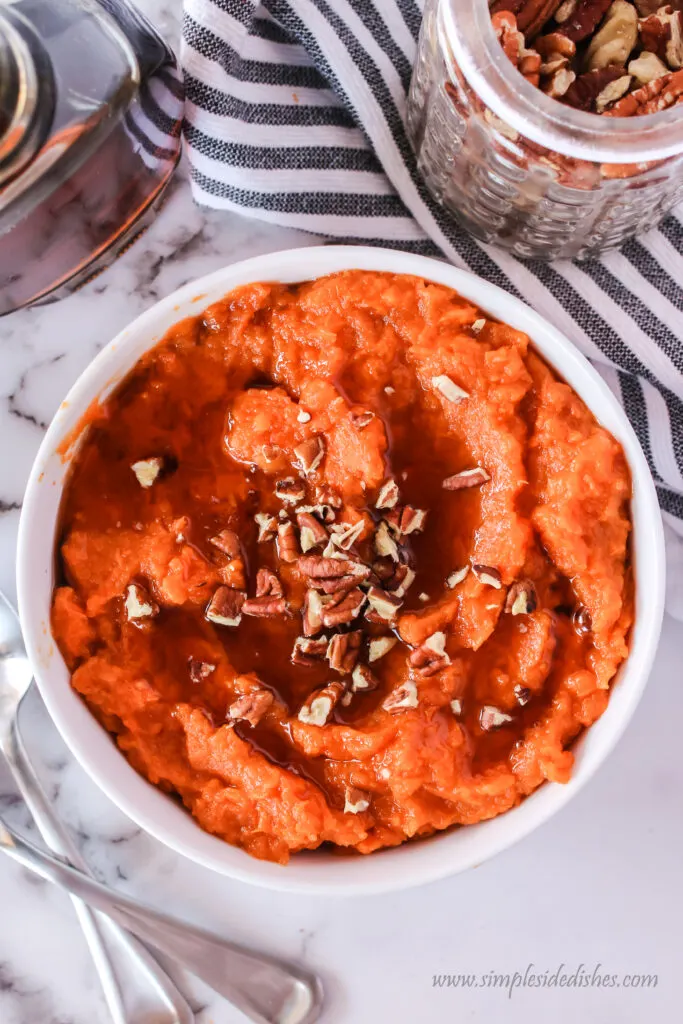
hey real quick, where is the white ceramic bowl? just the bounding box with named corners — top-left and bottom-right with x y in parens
top-left (17, 246), bottom-right (665, 894)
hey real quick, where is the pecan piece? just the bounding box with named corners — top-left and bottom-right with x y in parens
top-left (641, 7), bottom-right (683, 69)
top-left (368, 636), bottom-right (398, 662)
top-left (298, 680), bottom-right (346, 726)
top-left (294, 436), bottom-right (325, 475)
top-left (275, 477), bottom-right (306, 503)
top-left (292, 635), bottom-right (329, 666)
top-left (514, 684), bottom-right (532, 706)
top-left (255, 567), bottom-right (283, 598)
top-left (382, 680), bottom-right (418, 713)
top-left (604, 67), bottom-right (683, 114)
top-left (375, 520), bottom-right (400, 561)
top-left (472, 564), bottom-right (503, 589)
top-left (431, 374), bottom-right (469, 403)
top-left (564, 65), bottom-right (631, 109)
top-left (446, 566), bottom-right (469, 588)
top-left (131, 456), bottom-right (164, 488)
top-left (315, 484), bottom-right (342, 510)
top-left (188, 658), bottom-right (216, 683)
top-left (205, 587), bottom-right (245, 627)
top-left (299, 555), bottom-right (370, 581)
top-left (343, 787), bottom-right (370, 814)
top-left (376, 478), bottom-right (400, 510)
top-left (327, 630), bottom-right (362, 673)
top-left (443, 467), bottom-right (490, 490)
top-left (326, 519), bottom-right (365, 552)
top-left (209, 529), bottom-right (241, 558)
top-left (386, 563), bottom-right (416, 597)
top-left (384, 506), bottom-right (427, 537)
top-left (350, 409), bottom-right (375, 429)
top-left (302, 590), bottom-right (329, 636)
top-left (480, 705), bottom-right (514, 731)
top-left (321, 588), bottom-right (366, 628)
top-left (628, 50), bottom-right (669, 84)
top-left (365, 585), bottom-right (403, 624)
top-left (242, 595), bottom-right (288, 617)
top-left (505, 579), bottom-right (538, 615)
top-left (297, 511), bottom-right (329, 553)
top-left (351, 663), bottom-right (379, 692)
top-left (254, 512), bottom-right (277, 542)
top-left (595, 73), bottom-right (632, 112)
top-left (543, 65), bottom-right (577, 97)
top-left (557, 0), bottom-right (613, 42)
top-left (409, 631), bottom-right (451, 677)
top-left (228, 690), bottom-right (273, 727)
top-left (584, 0), bottom-right (638, 71)
top-left (277, 519), bottom-right (299, 563)
top-left (124, 583), bottom-right (158, 622)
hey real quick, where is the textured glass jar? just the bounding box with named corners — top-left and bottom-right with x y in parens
top-left (407, 0), bottom-right (683, 260)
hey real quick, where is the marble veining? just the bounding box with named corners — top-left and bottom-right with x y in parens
top-left (0, 2), bottom-right (681, 1022)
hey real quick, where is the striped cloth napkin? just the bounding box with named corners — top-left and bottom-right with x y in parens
top-left (180, 0), bottom-right (683, 616)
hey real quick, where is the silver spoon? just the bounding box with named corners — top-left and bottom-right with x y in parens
top-left (0, 591), bottom-right (324, 1024)
top-left (0, 597), bottom-right (192, 1023)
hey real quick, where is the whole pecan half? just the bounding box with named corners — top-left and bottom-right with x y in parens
top-left (604, 67), bottom-right (683, 114)
top-left (563, 65), bottom-right (631, 109)
top-left (321, 587), bottom-right (366, 628)
top-left (205, 586), bottom-right (245, 627)
top-left (242, 595), bottom-right (288, 618)
top-left (556, 0), bottom-right (613, 42)
top-left (255, 567), bottom-right (283, 598)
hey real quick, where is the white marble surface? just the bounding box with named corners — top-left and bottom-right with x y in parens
top-left (1, 3), bottom-right (682, 1023)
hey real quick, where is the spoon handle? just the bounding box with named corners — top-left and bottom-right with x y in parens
top-left (8, 715), bottom-right (193, 1023)
top-left (0, 814), bottom-right (323, 1024)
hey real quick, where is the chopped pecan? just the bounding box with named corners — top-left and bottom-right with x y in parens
top-left (352, 663), bottom-right (379, 693)
top-left (409, 631), bottom-right (451, 677)
top-left (350, 409), bottom-right (375, 429)
top-left (315, 484), bottom-right (342, 510)
top-left (584, 0), bottom-right (638, 70)
top-left (372, 557), bottom-right (395, 582)
top-left (131, 456), bottom-right (164, 488)
top-left (321, 588), bottom-right (366, 627)
top-left (376, 478), bottom-right (400, 510)
top-left (491, 1), bottom-right (564, 41)
top-left (368, 636), bottom-right (398, 662)
top-left (556, 0), bottom-right (613, 42)
top-left (299, 555), bottom-right (369, 581)
top-left (640, 7), bottom-right (683, 68)
top-left (275, 477), bottom-right (306, 503)
top-left (124, 583), bottom-right (158, 622)
top-left (188, 657), bottom-right (215, 684)
top-left (298, 680), bottom-right (346, 725)
top-left (302, 590), bottom-right (328, 636)
top-left (472, 564), bottom-right (503, 589)
top-left (480, 705), bottom-right (513, 730)
top-left (343, 787), bottom-right (370, 814)
top-left (450, 698), bottom-right (463, 716)
top-left (242, 595), bottom-right (288, 617)
top-left (554, 0), bottom-right (578, 22)
top-left (228, 690), bottom-right (273, 727)
top-left (209, 529), bottom-right (241, 558)
top-left (634, 0), bottom-right (681, 13)
top-left (431, 374), bottom-right (470, 403)
top-left (491, 9), bottom-right (525, 63)
top-left (255, 567), bottom-right (283, 598)
top-left (254, 512), bottom-right (277, 542)
top-left (291, 635), bottom-right (329, 666)
top-left (595, 73), bottom-right (632, 111)
top-left (386, 563), bottom-right (416, 597)
top-left (534, 31), bottom-right (577, 59)
top-left (446, 566), bottom-right (469, 588)
top-left (297, 511), bottom-right (329, 552)
top-left (382, 680), bottom-right (418, 713)
top-left (442, 467), bottom-right (490, 490)
top-left (205, 587), bottom-right (245, 627)
top-left (505, 579), bottom-right (538, 615)
top-left (604, 67), bottom-right (683, 113)
top-left (514, 684), bottom-right (532, 705)
top-left (327, 630), bottom-right (362, 673)
top-left (277, 519), bottom-right (299, 563)
top-left (628, 50), bottom-right (669, 84)
top-left (327, 519), bottom-right (365, 552)
top-left (564, 65), bottom-right (631, 108)
top-left (365, 585), bottom-right (402, 624)
top-left (294, 436), bottom-right (325, 475)
top-left (383, 506), bottom-right (427, 537)
top-left (543, 65), bottom-right (577, 96)
top-left (374, 520), bottom-right (400, 561)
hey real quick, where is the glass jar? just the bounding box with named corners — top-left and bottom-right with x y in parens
top-left (407, 0), bottom-right (683, 260)
top-left (0, 0), bottom-right (182, 315)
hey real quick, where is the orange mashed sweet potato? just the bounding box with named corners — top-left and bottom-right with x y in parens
top-left (51, 271), bottom-right (633, 864)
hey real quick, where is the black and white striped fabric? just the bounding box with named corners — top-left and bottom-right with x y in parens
top-left (180, 0), bottom-right (683, 612)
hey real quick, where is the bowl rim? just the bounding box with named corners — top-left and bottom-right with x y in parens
top-left (17, 245), bottom-right (666, 895)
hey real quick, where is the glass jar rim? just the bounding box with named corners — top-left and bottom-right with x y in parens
top-left (442, 0), bottom-right (683, 164)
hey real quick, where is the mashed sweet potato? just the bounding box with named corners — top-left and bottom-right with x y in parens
top-left (51, 271), bottom-right (633, 863)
